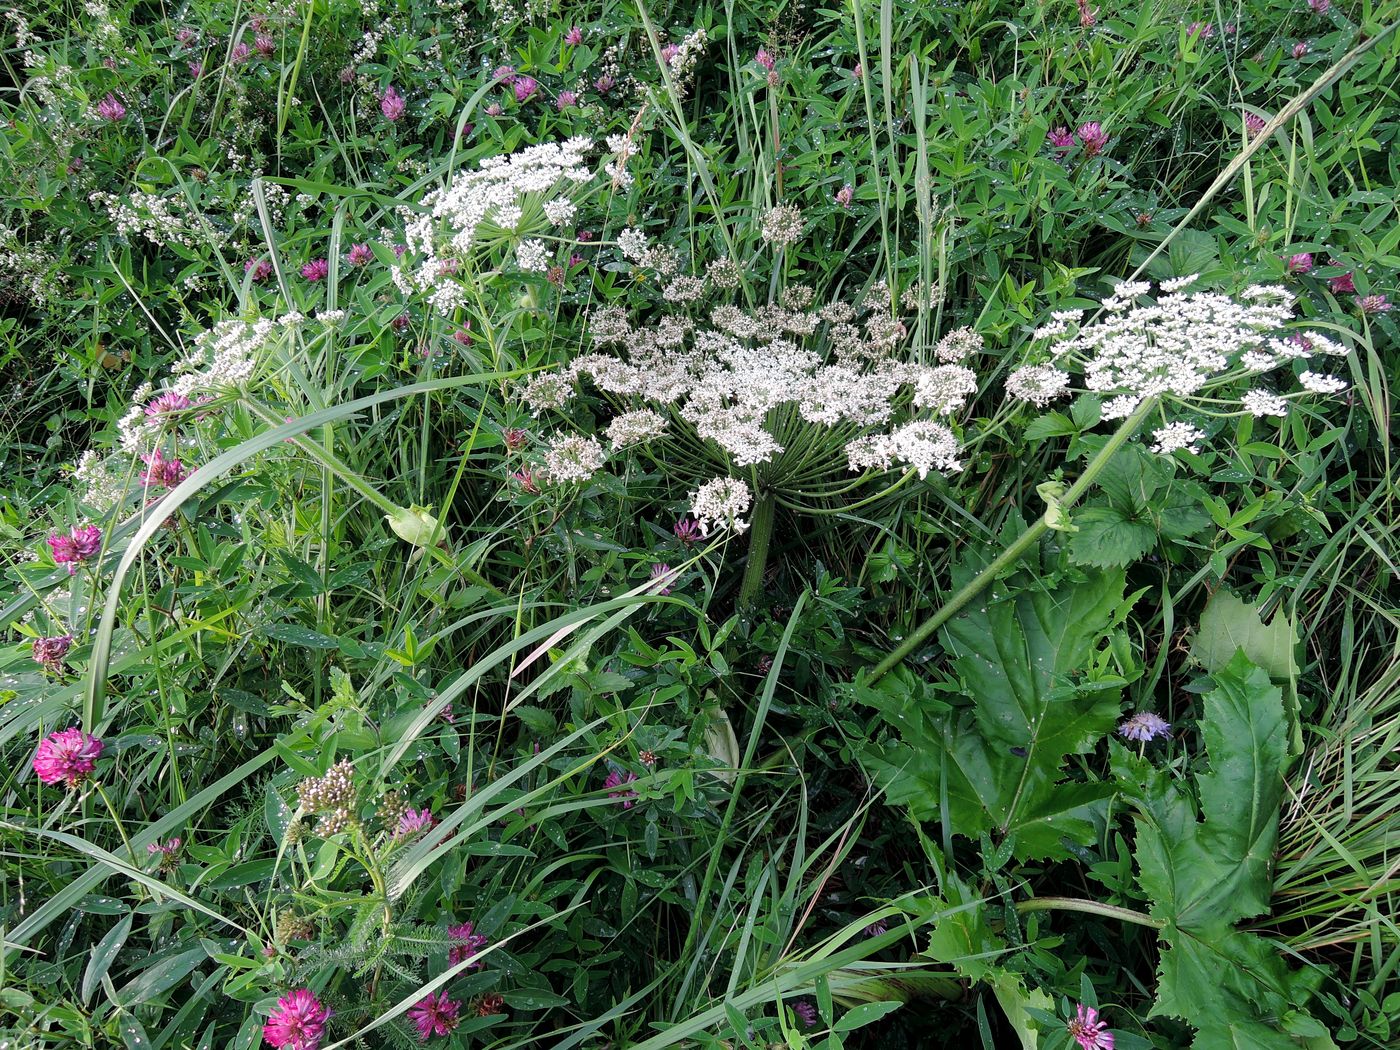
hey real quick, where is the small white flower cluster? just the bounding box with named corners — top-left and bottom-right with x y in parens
top-left (846, 420), bottom-right (962, 478)
top-left (662, 28), bottom-right (708, 99)
top-left (1009, 277), bottom-right (1351, 445)
top-left (394, 137), bottom-right (592, 312)
top-left (759, 204), bottom-right (804, 247)
top-left (0, 225), bottom-right (64, 305)
top-left (1150, 422), bottom-right (1205, 455)
top-left (90, 190), bottom-right (195, 248)
top-left (689, 477), bottom-right (752, 534)
top-left (606, 409), bottom-right (668, 450)
top-left (541, 432), bottom-right (607, 483)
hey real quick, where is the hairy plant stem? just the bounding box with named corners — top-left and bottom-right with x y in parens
top-left (1015, 896), bottom-right (1165, 930)
top-left (868, 397), bottom-right (1157, 683)
top-left (737, 492), bottom-right (777, 610)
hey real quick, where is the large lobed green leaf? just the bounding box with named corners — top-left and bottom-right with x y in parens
top-left (1121, 653), bottom-right (1331, 1048)
top-left (863, 551), bottom-right (1128, 861)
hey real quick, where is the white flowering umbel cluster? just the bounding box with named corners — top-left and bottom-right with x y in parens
top-left (517, 267), bottom-right (981, 530)
top-left (393, 138), bottom-right (593, 313)
top-left (1006, 276), bottom-right (1351, 448)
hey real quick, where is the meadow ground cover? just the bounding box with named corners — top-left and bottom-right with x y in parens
top-left (1, 0), bottom-right (1399, 1046)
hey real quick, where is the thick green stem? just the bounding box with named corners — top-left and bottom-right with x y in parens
top-left (1015, 896), bottom-right (1165, 930)
top-left (868, 397), bottom-right (1157, 683)
top-left (737, 493), bottom-right (777, 610)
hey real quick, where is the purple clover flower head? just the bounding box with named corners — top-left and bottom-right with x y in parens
top-left (594, 72), bottom-right (615, 93)
top-left (513, 76), bottom-right (539, 103)
top-left (1357, 293), bottom-right (1392, 315)
top-left (755, 48), bottom-right (775, 71)
top-left (835, 183), bottom-right (854, 208)
top-left (447, 921), bottom-right (489, 968)
top-left (408, 991), bottom-right (461, 1040)
top-left (792, 1000), bottom-right (818, 1029)
top-left (346, 242), bottom-right (373, 267)
top-left (48, 525), bottom-right (102, 573)
top-left (660, 43), bottom-right (680, 65)
top-left (301, 258), bottom-right (329, 281)
top-left (493, 64), bottom-right (517, 85)
top-left (605, 769), bottom-right (638, 808)
top-left (673, 517), bottom-right (703, 544)
top-left (188, 60), bottom-right (204, 79)
top-left (262, 988), bottom-right (331, 1050)
top-left (245, 257), bottom-right (273, 281)
top-left (256, 33), bottom-right (275, 58)
top-left (231, 41), bottom-right (252, 64)
top-left (485, 102), bottom-right (503, 116)
top-left (396, 807), bottom-right (434, 837)
top-left (95, 93), bottom-right (127, 121)
top-left (1068, 1003), bottom-right (1114, 1050)
top-left (140, 448), bottom-right (187, 488)
top-left (32, 634), bottom-right (74, 669)
top-left (1286, 252), bottom-right (1313, 275)
top-left (1329, 270), bottom-right (1356, 294)
top-left (380, 85), bottom-right (406, 122)
top-left (32, 728), bottom-right (104, 788)
top-left (564, 26), bottom-right (583, 46)
top-left (556, 90), bottom-right (578, 110)
top-left (1075, 121), bottom-right (1108, 156)
top-left (146, 391), bottom-right (193, 418)
top-left (1118, 711), bottom-right (1171, 743)
top-left (649, 563), bottom-right (673, 595)
top-left (1245, 113), bottom-right (1267, 137)
top-left (1047, 125), bottom-right (1074, 152)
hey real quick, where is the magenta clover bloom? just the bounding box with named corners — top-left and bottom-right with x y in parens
top-left (485, 102), bottom-right (503, 116)
top-left (594, 73), bottom-right (615, 93)
top-left (660, 43), bottom-right (680, 65)
top-left (1245, 113), bottom-right (1267, 137)
top-left (188, 60), bottom-right (204, 79)
top-left (146, 391), bottom-right (193, 418)
top-left (32, 634), bottom-right (74, 670)
top-left (493, 64), bottom-right (517, 85)
top-left (835, 183), bottom-right (854, 208)
top-left (556, 90), bottom-right (578, 110)
top-left (1357, 294), bottom-right (1392, 315)
top-left (1068, 1003), bottom-right (1114, 1050)
top-left (95, 93), bottom-right (127, 121)
top-left (301, 258), bottom-right (329, 281)
top-left (245, 258), bottom-right (273, 282)
top-left (263, 988), bottom-right (330, 1050)
top-left (32, 728), bottom-right (104, 788)
top-left (649, 563), bottom-right (674, 596)
top-left (1118, 711), bottom-right (1171, 743)
top-left (408, 991), bottom-right (462, 1040)
top-left (564, 26), bottom-right (583, 46)
top-left (397, 807), bottom-right (434, 837)
top-left (605, 769), bottom-right (638, 808)
top-left (1292, 41), bottom-right (1309, 59)
top-left (380, 85), bottom-right (406, 122)
top-left (1075, 121), bottom-right (1108, 157)
top-left (231, 41), bottom-right (252, 64)
top-left (755, 48), bottom-right (775, 71)
top-left (345, 242), bottom-right (372, 267)
top-left (453, 328), bottom-right (472, 345)
top-left (256, 33), bottom-right (275, 58)
top-left (1329, 270), bottom-right (1356, 294)
top-left (1047, 125), bottom-right (1074, 152)
top-left (447, 921), bottom-right (489, 968)
top-left (792, 1000), bottom-right (817, 1029)
top-left (1309, 0), bottom-right (1330, 12)
top-left (673, 517), bottom-right (703, 544)
top-left (140, 448), bottom-right (187, 488)
top-left (147, 837), bottom-right (181, 856)
top-left (513, 76), bottom-right (539, 103)
top-left (1286, 252), bottom-right (1313, 275)
top-left (48, 525), bottom-right (102, 573)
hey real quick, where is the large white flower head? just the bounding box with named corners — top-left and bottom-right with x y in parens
top-left (690, 477), bottom-right (752, 535)
top-left (394, 137), bottom-right (593, 311)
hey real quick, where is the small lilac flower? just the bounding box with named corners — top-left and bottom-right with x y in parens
top-left (32, 634), bottom-right (74, 671)
top-left (485, 102), bottom-right (503, 116)
top-left (1067, 1003), bottom-right (1114, 1050)
top-left (338, 66), bottom-right (354, 83)
top-left (852, 62), bottom-right (863, 79)
top-left (1357, 294), bottom-right (1392, 314)
top-left (380, 85), bottom-right (406, 122)
top-left (147, 837), bottom-right (181, 856)
top-left (1329, 270), bottom-right (1356, 294)
top-left (231, 41), bottom-right (252, 64)
top-left (262, 988), bottom-right (331, 1050)
top-left (605, 770), bottom-right (638, 808)
top-left (569, 253), bottom-right (585, 268)
top-left (301, 258), bottom-right (329, 281)
top-left (556, 89), bottom-right (578, 110)
top-left (512, 468), bottom-right (540, 494)
top-left (408, 991), bottom-right (461, 1040)
top-left (564, 25), bottom-right (583, 46)
top-left (447, 921), bottom-right (489, 968)
top-left (146, 391), bottom-right (193, 418)
top-left (649, 563), bottom-right (673, 595)
top-left (660, 43), bottom-right (680, 64)
top-left (32, 728), bottom-right (104, 788)
top-left (345, 243), bottom-right (373, 267)
top-left (392, 243), bottom-right (408, 258)
top-left (792, 1000), bottom-right (818, 1029)
top-left (1077, 0), bottom-right (1096, 28)
top-left (1047, 125), bottom-right (1074, 152)
top-left (502, 427), bottom-right (528, 451)
top-left (141, 448), bottom-right (187, 488)
top-left (1118, 711), bottom-right (1171, 743)
top-left (835, 183), bottom-right (854, 208)
top-left (513, 76), bottom-right (539, 103)
top-left (1309, 0), bottom-right (1329, 12)
top-left (175, 27), bottom-right (197, 47)
top-left (1292, 41), bottom-right (1309, 59)
top-left (245, 258), bottom-right (273, 282)
top-left (755, 48), bottom-right (775, 71)
top-left (453, 327), bottom-right (472, 345)
top-left (256, 33), bottom-right (276, 58)
top-left (397, 807), bottom-right (434, 837)
top-left (673, 517), bottom-right (703, 544)
top-left (48, 525), bottom-right (102, 573)
top-left (1186, 21), bottom-right (1215, 40)
top-left (95, 93), bottom-right (127, 121)
top-left (1286, 252), bottom-right (1313, 275)
top-left (493, 64), bottom-right (517, 85)
top-left (594, 72), bottom-right (615, 92)
top-left (1075, 121), bottom-right (1108, 157)
top-left (1245, 113), bottom-right (1267, 137)
top-left (188, 60), bottom-right (204, 79)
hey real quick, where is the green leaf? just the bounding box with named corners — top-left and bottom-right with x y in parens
top-left (82, 911), bottom-right (132, 1006)
top-left (1023, 411), bottom-right (1077, 442)
top-left (833, 1001), bottom-right (903, 1032)
top-left (261, 624), bottom-right (340, 649)
top-left (865, 556), bottom-right (1127, 861)
top-left (1069, 505), bottom-right (1157, 567)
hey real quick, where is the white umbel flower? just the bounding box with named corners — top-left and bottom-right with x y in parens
top-left (1150, 422), bottom-right (1206, 454)
top-left (542, 433), bottom-right (606, 483)
top-left (690, 477), bottom-right (753, 534)
top-left (1241, 389), bottom-right (1290, 416)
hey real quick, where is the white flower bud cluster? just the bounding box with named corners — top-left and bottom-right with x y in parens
top-left (689, 477), bottom-right (752, 534)
top-left (394, 137), bottom-right (592, 311)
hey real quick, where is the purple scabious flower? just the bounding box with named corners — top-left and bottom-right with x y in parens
top-left (408, 990), bottom-right (461, 1040)
top-left (262, 988), bottom-right (330, 1050)
top-left (1118, 711), bottom-right (1171, 743)
top-left (32, 728), bottom-right (103, 788)
top-left (301, 258), bottom-right (329, 281)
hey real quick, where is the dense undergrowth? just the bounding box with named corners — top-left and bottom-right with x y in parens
top-left (1, 0), bottom-right (1398, 1047)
